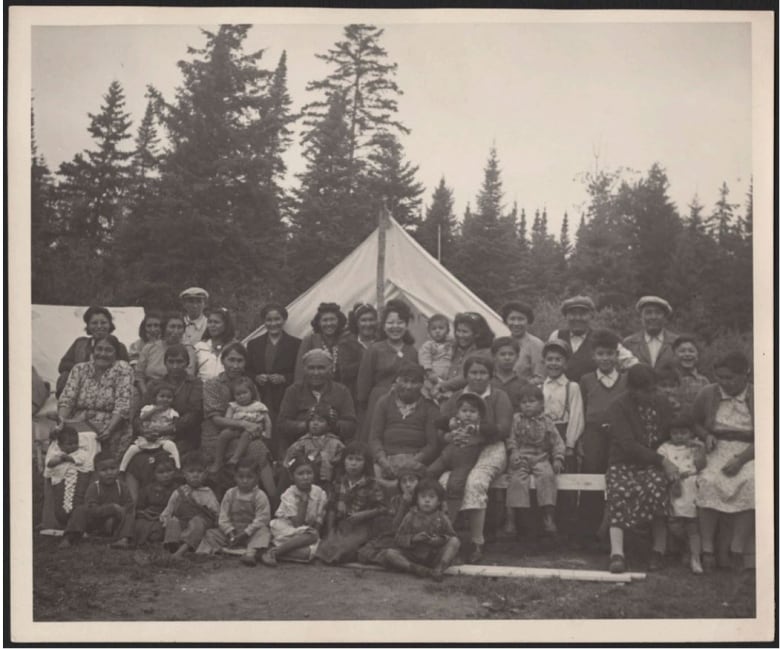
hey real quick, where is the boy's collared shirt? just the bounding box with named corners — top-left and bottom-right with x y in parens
top-left (543, 375), bottom-right (585, 449)
top-left (597, 368), bottom-right (619, 388)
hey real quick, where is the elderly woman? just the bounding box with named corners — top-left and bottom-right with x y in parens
top-left (693, 351), bottom-right (754, 572)
top-left (277, 349), bottom-right (357, 453)
top-left (437, 312), bottom-right (495, 397)
top-left (56, 306), bottom-right (130, 397)
top-left (439, 355), bottom-right (513, 562)
top-left (294, 302), bottom-right (348, 383)
top-left (57, 335), bottom-right (135, 463)
top-left (500, 302), bottom-right (544, 383)
top-left (357, 299), bottom-right (418, 442)
top-left (246, 304), bottom-right (301, 452)
top-left (194, 307), bottom-right (238, 380)
top-left (369, 363), bottom-right (440, 483)
top-left (201, 342), bottom-right (275, 499)
top-left (338, 303), bottom-right (379, 403)
top-left (622, 296), bottom-right (679, 370)
top-left (135, 313), bottom-right (197, 396)
top-left (670, 334), bottom-right (711, 412)
top-left (605, 364), bottom-right (677, 574)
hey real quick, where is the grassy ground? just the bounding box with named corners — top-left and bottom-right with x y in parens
top-left (33, 530), bottom-right (755, 622)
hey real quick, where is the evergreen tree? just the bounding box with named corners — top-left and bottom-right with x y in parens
top-left (518, 208), bottom-right (528, 252)
top-left (560, 211), bottom-right (572, 257)
top-left (706, 181), bottom-right (739, 244)
top-left (415, 177), bottom-right (456, 262)
top-left (129, 99), bottom-right (161, 206)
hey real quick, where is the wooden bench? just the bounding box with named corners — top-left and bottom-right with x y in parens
top-left (490, 473), bottom-right (606, 493)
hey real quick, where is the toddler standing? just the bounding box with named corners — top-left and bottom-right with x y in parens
top-left (133, 457), bottom-right (178, 546)
top-left (419, 314), bottom-right (454, 403)
top-left (426, 393), bottom-right (487, 522)
top-left (210, 377), bottom-right (272, 473)
top-left (197, 459), bottom-right (273, 566)
top-left (506, 385), bottom-right (565, 534)
top-left (284, 402), bottom-right (346, 488)
top-left (160, 452), bottom-right (219, 559)
top-left (44, 426), bottom-right (94, 524)
top-left (383, 478), bottom-right (461, 581)
top-left (120, 382), bottom-right (181, 472)
top-left (657, 416), bottom-right (707, 574)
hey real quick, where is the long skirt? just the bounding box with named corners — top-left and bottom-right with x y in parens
top-left (606, 462), bottom-right (668, 530)
top-left (695, 440), bottom-right (754, 513)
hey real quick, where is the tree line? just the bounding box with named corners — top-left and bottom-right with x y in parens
top-left (31, 24), bottom-right (753, 341)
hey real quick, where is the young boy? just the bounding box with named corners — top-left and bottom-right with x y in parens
top-left (133, 457), bottom-right (178, 546)
top-left (541, 339), bottom-right (584, 465)
top-left (577, 329), bottom-right (629, 541)
top-left (196, 459), bottom-right (273, 566)
top-left (284, 402), bottom-right (346, 487)
top-left (490, 336), bottom-right (530, 411)
top-left (58, 452), bottom-right (135, 549)
top-left (384, 478), bottom-right (461, 581)
top-left (506, 385), bottom-right (565, 534)
top-left (419, 314), bottom-right (454, 403)
top-left (426, 393), bottom-right (487, 522)
top-left (160, 452), bottom-right (220, 559)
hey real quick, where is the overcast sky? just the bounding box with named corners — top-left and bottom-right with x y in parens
top-left (31, 21), bottom-right (752, 234)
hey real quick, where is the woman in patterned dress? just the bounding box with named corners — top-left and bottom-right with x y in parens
top-left (57, 335), bottom-right (135, 463)
top-left (356, 299), bottom-right (418, 442)
top-left (604, 364), bottom-right (678, 574)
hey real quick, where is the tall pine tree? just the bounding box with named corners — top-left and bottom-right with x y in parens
top-left (415, 177), bottom-right (456, 262)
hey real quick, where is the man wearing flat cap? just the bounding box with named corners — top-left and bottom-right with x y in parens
top-left (548, 295), bottom-right (637, 382)
top-left (180, 287), bottom-right (209, 347)
top-left (622, 296), bottom-right (678, 369)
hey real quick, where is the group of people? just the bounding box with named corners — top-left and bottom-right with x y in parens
top-left (40, 286), bottom-right (755, 578)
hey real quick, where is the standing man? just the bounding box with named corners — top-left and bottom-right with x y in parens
top-left (622, 296), bottom-right (678, 369)
top-left (180, 287), bottom-right (209, 347)
top-left (548, 296), bottom-right (637, 382)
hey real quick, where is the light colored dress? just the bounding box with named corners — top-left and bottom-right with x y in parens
top-left (657, 441), bottom-right (702, 518)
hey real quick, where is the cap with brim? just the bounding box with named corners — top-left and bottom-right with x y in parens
top-left (636, 295), bottom-right (672, 315)
top-left (543, 339), bottom-right (572, 359)
top-left (180, 287), bottom-right (209, 300)
top-left (561, 296), bottom-right (596, 315)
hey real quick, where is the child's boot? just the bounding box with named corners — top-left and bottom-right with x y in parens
top-left (690, 553), bottom-right (703, 574)
top-left (240, 550), bottom-right (257, 566)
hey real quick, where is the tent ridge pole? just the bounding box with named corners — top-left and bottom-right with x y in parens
top-left (376, 200), bottom-right (388, 311)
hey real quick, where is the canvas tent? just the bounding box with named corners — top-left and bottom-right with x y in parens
top-left (32, 304), bottom-right (145, 386)
top-left (243, 217), bottom-right (509, 345)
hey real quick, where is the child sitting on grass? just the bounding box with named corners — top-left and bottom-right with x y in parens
top-left (419, 314), bottom-right (454, 404)
top-left (133, 457), bottom-right (178, 546)
top-left (383, 478), bottom-right (461, 581)
top-left (506, 385), bottom-right (565, 535)
top-left (209, 377), bottom-right (271, 474)
top-left (657, 415), bottom-right (707, 574)
top-left (197, 458), bottom-right (273, 566)
top-left (266, 453), bottom-right (328, 565)
top-left (120, 382), bottom-right (181, 472)
top-left (160, 452), bottom-right (219, 560)
top-left (284, 402), bottom-right (346, 488)
top-left (426, 393), bottom-right (487, 522)
top-left (58, 452), bottom-right (134, 549)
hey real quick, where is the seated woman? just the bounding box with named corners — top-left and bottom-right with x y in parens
top-left (277, 349), bottom-right (357, 454)
top-left (693, 351), bottom-right (754, 572)
top-left (135, 313), bottom-right (197, 396)
top-left (56, 306), bottom-right (130, 398)
top-left (293, 303), bottom-right (349, 384)
top-left (57, 335), bottom-right (135, 463)
top-left (201, 342), bottom-right (276, 500)
top-left (194, 307), bottom-right (238, 381)
top-left (604, 364), bottom-right (677, 574)
top-left (369, 363), bottom-right (440, 485)
top-left (438, 354), bottom-right (512, 562)
top-left (124, 344), bottom-right (204, 500)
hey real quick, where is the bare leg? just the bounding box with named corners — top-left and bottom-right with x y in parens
top-left (228, 430), bottom-right (252, 466)
top-left (468, 509), bottom-right (486, 562)
top-left (651, 516), bottom-right (668, 554)
top-left (210, 429), bottom-right (235, 473)
top-left (273, 531), bottom-right (317, 558)
top-left (686, 519), bottom-right (703, 574)
top-left (698, 507), bottom-right (718, 554)
top-left (609, 526), bottom-right (624, 556)
top-left (432, 537), bottom-right (462, 580)
top-left (382, 549), bottom-right (431, 578)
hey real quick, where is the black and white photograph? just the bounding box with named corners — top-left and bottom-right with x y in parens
top-left (8, 5), bottom-right (775, 644)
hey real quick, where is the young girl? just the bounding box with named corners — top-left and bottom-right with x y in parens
top-left (197, 459), bottom-right (273, 566)
top-left (267, 454), bottom-right (328, 565)
top-left (133, 457), bottom-right (178, 546)
top-left (419, 314), bottom-right (454, 403)
top-left (209, 377), bottom-right (271, 474)
top-left (506, 385), bottom-right (566, 534)
top-left (656, 416), bottom-right (707, 574)
top-left (120, 383), bottom-right (181, 472)
top-left (160, 452), bottom-right (220, 559)
top-left (315, 441), bottom-right (387, 564)
top-left (356, 462), bottom-right (425, 566)
top-left (284, 402), bottom-right (346, 488)
top-left (426, 393), bottom-right (487, 522)
top-left (383, 478), bottom-right (461, 581)
top-left (128, 311), bottom-right (163, 367)
top-left (490, 337), bottom-right (529, 411)
top-left (656, 367), bottom-right (683, 416)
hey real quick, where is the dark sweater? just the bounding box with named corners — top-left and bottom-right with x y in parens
top-left (606, 392), bottom-right (672, 467)
top-left (369, 393), bottom-right (440, 464)
top-left (556, 330), bottom-right (597, 383)
top-left (579, 371), bottom-right (628, 425)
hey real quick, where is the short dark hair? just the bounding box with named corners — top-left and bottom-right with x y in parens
top-left (427, 313), bottom-right (450, 331)
top-left (311, 302), bottom-right (348, 336)
top-left (713, 351), bottom-right (750, 375)
top-left (83, 306), bottom-right (116, 334)
top-left (57, 425), bottom-right (79, 445)
top-left (518, 384), bottom-right (544, 403)
top-left (339, 441), bottom-right (374, 478)
top-left (181, 451), bottom-right (208, 471)
top-left (95, 335), bottom-right (124, 358)
top-left (671, 334), bottom-right (700, 352)
top-left (453, 312), bottom-right (495, 350)
top-left (378, 299), bottom-right (415, 345)
top-left (347, 303), bottom-right (378, 335)
top-left (414, 477), bottom-right (446, 504)
top-left (500, 301), bottom-right (535, 325)
top-left (93, 452), bottom-right (116, 468)
top-left (590, 329), bottom-right (621, 351)
top-left (138, 310), bottom-right (164, 342)
top-left (232, 376), bottom-right (259, 401)
top-left (455, 392), bottom-right (486, 417)
top-left (260, 303), bottom-right (288, 321)
top-left (154, 456), bottom-right (177, 472)
top-left (235, 457), bottom-right (259, 474)
top-left (164, 343), bottom-right (191, 365)
top-left (202, 307), bottom-right (236, 343)
top-left (396, 361), bottom-right (426, 383)
top-left (491, 336), bottom-right (519, 355)
top-left (462, 353), bottom-right (494, 378)
top-left (220, 341), bottom-right (249, 363)
top-left (655, 366), bottom-right (681, 386)
top-left (627, 364), bottom-right (657, 391)
top-left (148, 381), bottom-right (176, 401)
